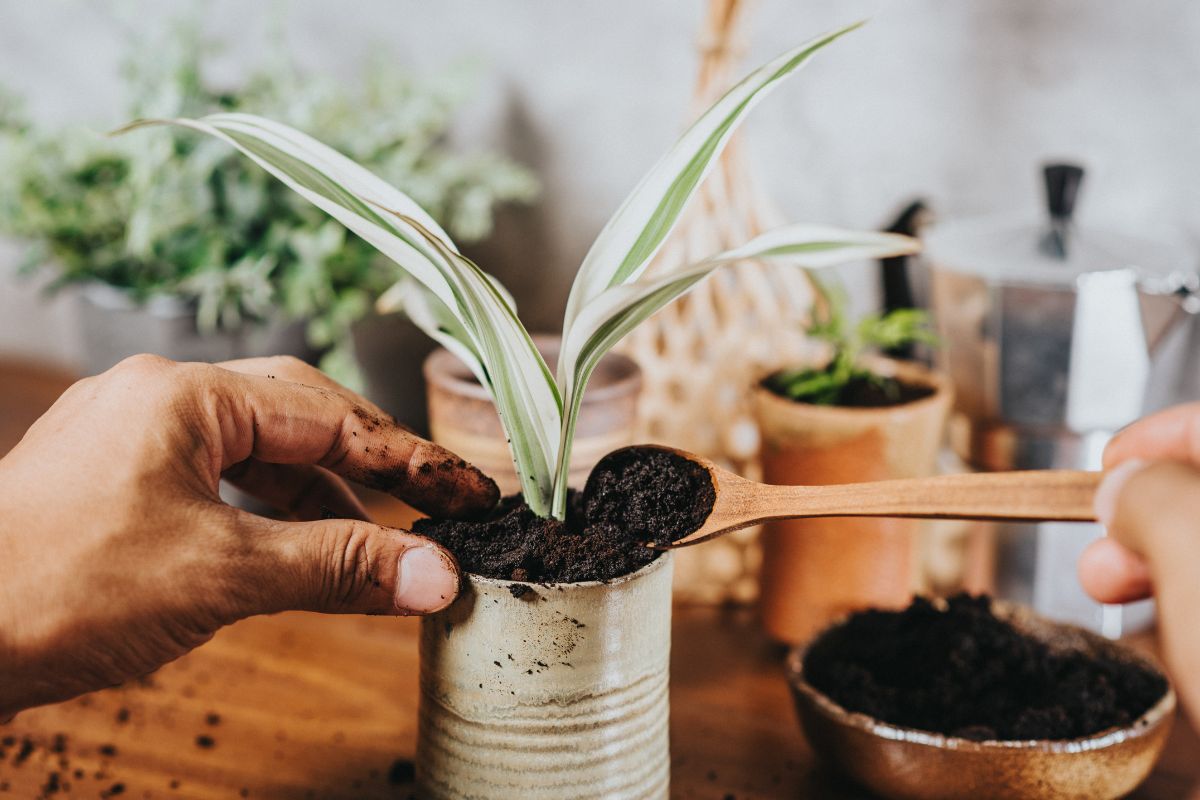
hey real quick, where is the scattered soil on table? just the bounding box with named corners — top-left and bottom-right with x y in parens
top-left (763, 371), bottom-right (934, 408)
top-left (415, 448), bottom-right (713, 582)
top-left (803, 594), bottom-right (1169, 741)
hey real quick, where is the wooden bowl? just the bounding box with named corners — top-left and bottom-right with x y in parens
top-left (787, 605), bottom-right (1176, 800)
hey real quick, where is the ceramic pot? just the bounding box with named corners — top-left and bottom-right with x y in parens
top-left (417, 553), bottom-right (673, 799)
top-left (424, 335), bottom-right (642, 495)
top-left (752, 359), bottom-right (953, 645)
top-left (77, 283), bottom-right (311, 375)
top-left (351, 312), bottom-right (439, 433)
top-left (787, 603), bottom-right (1175, 800)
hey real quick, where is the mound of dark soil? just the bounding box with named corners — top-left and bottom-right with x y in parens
top-left (802, 595), bottom-right (1168, 741)
top-left (413, 447), bottom-right (715, 583)
top-left (764, 371), bottom-right (934, 408)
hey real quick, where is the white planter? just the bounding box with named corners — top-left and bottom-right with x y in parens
top-left (417, 553), bottom-right (673, 799)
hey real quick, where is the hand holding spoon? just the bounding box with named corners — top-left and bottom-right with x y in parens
top-left (585, 445), bottom-right (1101, 549)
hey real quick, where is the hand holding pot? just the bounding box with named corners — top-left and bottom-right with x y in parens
top-left (0, 354), bottom-right (497, 720)
top-left (1079, 402), bottom-right (1200, 716)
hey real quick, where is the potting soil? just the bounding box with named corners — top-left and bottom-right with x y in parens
top-left (414, 447), bottom-right (715, 582)
top-left (802, 594), bottom-right (1168, 741)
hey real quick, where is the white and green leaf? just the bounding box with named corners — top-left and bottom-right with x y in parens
top-left (115, 112), bottom-right (563, 515)
top-left (116, 23), bottom-right (902, 523)
top-left (560, 21), bottom-right (865, 349)
top-left (551, 225), bottom-right (918, 515)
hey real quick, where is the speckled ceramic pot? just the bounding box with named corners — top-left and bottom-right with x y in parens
top-left (787, 603), bottom-right (1175, 800)
top-left (417, 553), bottom-right (673, 799)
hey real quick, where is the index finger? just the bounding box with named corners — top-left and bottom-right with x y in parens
top-left (201, 364), bottom-right (498, 519)
top-left (1104, 402), bottom-right (1200, 468)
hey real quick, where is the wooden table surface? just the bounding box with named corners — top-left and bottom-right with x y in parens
top-left (1, 359), bottom-right (1197, 799)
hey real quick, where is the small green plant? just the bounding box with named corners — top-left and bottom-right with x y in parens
top-left (766, 280), bottom-right (937, 405)
top-left (120, 21), bottom-right (918, 519)
top-left (0, 23), bottom-right (537, 383)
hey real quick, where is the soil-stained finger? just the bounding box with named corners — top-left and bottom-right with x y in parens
top-left (206, 369), bottom-right (499, 519)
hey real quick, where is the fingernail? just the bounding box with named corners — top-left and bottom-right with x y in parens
top-left (1095, 459), bottom-right (1149, 529)
top-left (395, 545), bottom-right (459, 614)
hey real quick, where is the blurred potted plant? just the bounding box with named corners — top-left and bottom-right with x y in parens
top-left (122, 21), bottom-right (914, 797)
top-left (0, 23), bottom-right (537, 390)
top-left (753, 280), bottom-right (952, 645)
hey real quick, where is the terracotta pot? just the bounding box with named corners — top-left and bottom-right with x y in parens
top-left (752, 359), bottom-right (953, 645)
top-left (417, 553), bottom-right (673, 799)
top-left (424, 335), bottom-right (642, 495)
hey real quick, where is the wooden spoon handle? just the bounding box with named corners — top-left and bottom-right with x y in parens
top-left (757, 470), bottom-right (1102, 523)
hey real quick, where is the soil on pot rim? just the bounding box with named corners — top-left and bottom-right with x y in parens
top-left (413, 448), bottom-right (714, 582)
top-left (763, 371), bottom-right (935, 408)
top-left (802, 594), bottom-right (1168, 741)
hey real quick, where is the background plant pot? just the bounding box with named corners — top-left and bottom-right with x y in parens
top-left (351, 312), bottom-right (439, 434)
top-left (424, 335), bottom-right (642, 495)
top-left (77, 283), bottom-right (312, 375)
top-left (417, 553), bottom-right (673, 799)
top-left (752, 359), bottom-right (953, 645)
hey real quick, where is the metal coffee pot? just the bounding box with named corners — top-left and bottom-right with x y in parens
top-left (921, 164), bottom-right (1199, 634)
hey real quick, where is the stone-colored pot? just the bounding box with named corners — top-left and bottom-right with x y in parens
top-left (424, 335), bottom-right (642, 495)
top-left (752, 359), bottom-right (953, 645)
top-left (77, 282), bottom-right (311, 375)
top-left (417, 553), bottom-right (673, 799)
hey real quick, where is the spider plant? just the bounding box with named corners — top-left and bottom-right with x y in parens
top-left (118, 21), bottom-right (918, 520)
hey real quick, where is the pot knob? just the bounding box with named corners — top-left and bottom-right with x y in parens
top-left (1041, 162), bottom-right (1085, 259)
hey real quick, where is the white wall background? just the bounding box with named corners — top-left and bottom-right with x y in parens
top-left (2, 0), bottom-right (1199, 367)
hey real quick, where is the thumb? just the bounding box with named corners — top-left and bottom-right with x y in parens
top-left (1096, 460), bottom-right (1200, 557)
top-left (1096, 459), bottom-right (1200, 718)
top-left (233, 515), bottom-right (462, 617)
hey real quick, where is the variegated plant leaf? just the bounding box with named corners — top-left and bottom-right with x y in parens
top-left (116, 113), bottom-right (563, 515)
top-left (560, 21), bottom-right (865, 355)
top-left (550, 225), bottom-right (918, 515)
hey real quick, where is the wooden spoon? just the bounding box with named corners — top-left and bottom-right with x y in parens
top-left (600, 445), bottom-right (1102, 549)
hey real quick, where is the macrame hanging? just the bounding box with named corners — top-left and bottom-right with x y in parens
top-left (618, 0), bottom-right (822, 604)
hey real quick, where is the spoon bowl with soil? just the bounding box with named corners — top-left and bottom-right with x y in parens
top-left (585, 445), bottom-right (1101, 549)
top-left (788, 596), bottom-right (1175, 800)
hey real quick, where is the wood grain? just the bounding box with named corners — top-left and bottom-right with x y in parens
top-left (659, 441), bottom-right (1101, 546)
top-left (0, 361), bottom-right (1196, 799)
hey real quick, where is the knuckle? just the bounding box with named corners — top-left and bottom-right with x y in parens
top-left (317, 521), bottom-right (382, 609)
top-left (110, 353), bottom-right (174, 381)
top-left (264, 354), bottom-right (309, 376)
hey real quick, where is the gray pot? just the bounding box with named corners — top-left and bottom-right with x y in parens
top-left (77, 283), bottom-right (311, 375)
top-left (350, 311), bottom-right (439, 433)
top-left (417, 553), bottom-right (673, 799)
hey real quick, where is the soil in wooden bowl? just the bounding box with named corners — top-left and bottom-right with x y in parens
top-left (414, 447), bottom-right (715, 583)
top-left (763, 370), bottom-right (935, 407)
top-left (802, 594), bottom-right (1169, 741)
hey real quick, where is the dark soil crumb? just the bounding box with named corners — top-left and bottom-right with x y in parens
top-left (115, 708), bottom-right (131, 724)
top-left (764, 371), bottom-right (934, 408)
top-left (583, 447), bottom-right (716, 546)
top-left (100, 784), bottom-right (125, 798)
top-left (803, 594), bottom-right (1169, 741)
top-left (415, 491), bottom-right (659, 583)
top-left (98, 743), bottom-right (118, 757)
top-left (13, 737), bottom-right (33, 765)
top-left (205, 712), bottom-right (221, 726)
top-left (195, 735), bottom-right (216, 749)
top-left (388, 759), bottom-right (415, 784)
top-left (507, 583), bottom-right (534, 598)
